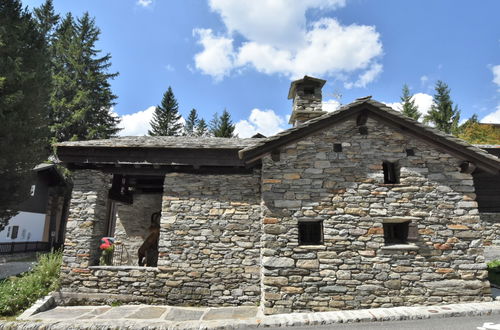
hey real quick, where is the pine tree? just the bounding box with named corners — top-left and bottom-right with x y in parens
top-left (184, 108), bottom-right (199, 136)
top-left (49, 12), bottom-right (120, 143)
top-left (210, 109), bottom-right (236, 138)
top-left (400, 84), bottom-right (421, 120)
top-left (148, 86), bottom-right (183, 136)
top-left (424, 80), bottom-right (461, 135)
top-left (195, 118), bottom-right (209, 137)
top-left (0, 0), bottom-right (51, 229)
top-left (34, 0), bottom-right (59, 45)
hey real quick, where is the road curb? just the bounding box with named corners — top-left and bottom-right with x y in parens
top-left (2, 301), bottom-right (500, 329)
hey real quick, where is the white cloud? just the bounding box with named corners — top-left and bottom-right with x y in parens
top-left (193, 29), bottom-right (235, 81)
top-left (412, 93), bottom-right (434, 118)
top-left (344, 63), bottom-right (382, 89)
top-left (194, 2), bottom-right (383, 84)
top-left (136, 0), bottom-right (153, 7)
top-left (209, 0), bottom-right (346, 49)
top-left (118, 106), bottom-right (186, 136)
top-left (322, 99), bottom-right (341, 112)
top-left (481, 105), bottom-right (500, 124)
top-left (235, 108), bottom-right (288, 138)
top-left (118, 106), bottom-right (155, 136)
top-left (420, 75), bottom-right (429, 85)
top-left (165, 64), bottom-right (174, 72)
top-left (492, 65), bottom-right (500, 88)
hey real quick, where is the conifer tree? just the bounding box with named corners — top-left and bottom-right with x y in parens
top-left (195, 118), bottom-right (209, 137)
top-left (184, 108), bottom-right (199, 136)
top-left (34, 0), bottom-right (59, 45)
top-left (0, 0), bottom-right (51, 229)
top-left (49, 12), bottom-right (120, 143)
top-left (424, 80), bottom-right (461, 135)
top-left (210, 109), bottom-right (236, 138)
top-left (149, 86), bottom-right (183, 136)
top-left (400, 84), bottom-right (421, 120)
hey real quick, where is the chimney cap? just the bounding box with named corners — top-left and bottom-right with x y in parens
top-left (287, 75), bottom-right (327, 99)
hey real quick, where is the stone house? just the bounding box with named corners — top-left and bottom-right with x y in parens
top-left (56, 76), bottom-right (500, 314)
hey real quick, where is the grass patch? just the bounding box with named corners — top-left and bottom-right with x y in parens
top-left (0, 251), bottom-right (62, 317)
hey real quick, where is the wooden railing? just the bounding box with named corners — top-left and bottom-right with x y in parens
top-left (0, 241), bottom-right (50, 255)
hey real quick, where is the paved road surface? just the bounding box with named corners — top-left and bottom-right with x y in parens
top-left (0, 261), bottom-right (35, 280)
top-left (265, 314), bottom-right (500, 330)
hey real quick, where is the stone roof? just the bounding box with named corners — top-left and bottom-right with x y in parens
top-left (238, 98), bottom-right (500, 172)
top-left (57, 136), bottom-right (260, 149)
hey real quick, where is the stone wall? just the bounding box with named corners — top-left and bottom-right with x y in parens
top-left (481, 213), bottom-right (500, 262)
top-left (158, 172), bottom-right (262, 306)
top-left (61, 171), bottom-right (262, 307)
top-left (114, 194), bottom-right (162, 265)
top-left (260, 117), bottom-right (491, 314)
top-left (61, 170), bottom-right (112, 287)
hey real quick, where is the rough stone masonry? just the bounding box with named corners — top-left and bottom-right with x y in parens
top-left (57, 76), bottom-right (498, 315)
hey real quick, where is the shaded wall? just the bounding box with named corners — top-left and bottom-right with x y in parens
top-left (114, 194), bottom-right (162, 265)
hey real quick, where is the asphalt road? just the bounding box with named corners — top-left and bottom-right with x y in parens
top-left (264, 314), bottom-right (500, 330)
top-left (0, 261), bottom-right (35, 280)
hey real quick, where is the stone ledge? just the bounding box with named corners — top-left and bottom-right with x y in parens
top-left (88, 266), bottom-right (159, 271)
top-left (380, 244), bottom-right (419, 251)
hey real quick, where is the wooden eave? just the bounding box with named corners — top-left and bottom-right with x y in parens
top-left (57, 146), bottom-right (252, 168)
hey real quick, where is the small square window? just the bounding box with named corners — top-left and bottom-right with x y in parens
top-left (383, 161), bottom-right (399, 184)
top-left (383, 222), bottom-right (409, 245)
top-left (333, 144), bottom-right (342, 152)
top-left (406, 149), bottom-right (415, 156)
top-left (298, 221), bottom-right (323, 245)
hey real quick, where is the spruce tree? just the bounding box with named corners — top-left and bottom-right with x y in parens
top-left (210, 109), bottom-right (236, 138)
top-left (400, 84), bottom-right (421, 120)
top-left (49, 12), bottom-right (120, 143)
top-left (424, 81), bottom-right (461, 135)
top-left (34, 0), bottom-right (59, 45)
top-left (184, 108), bottom-right (199, 136)
top-left (0, 0), bottom-right (51, 229)
top-left (195, 118), bottom-right (209, 137)
top-left (149, 86), bottom-right (183, 136)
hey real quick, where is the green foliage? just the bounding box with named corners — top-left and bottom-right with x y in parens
top-left (0, 251), bottom-right (62, 316)
top-left (400, 84), bottom-right (421, 120)
top-left (458, 115), bottom-right (500, 144)
top-left (149, 86), bottom-right (183, 136)
top-left (424, 80), bottom-right (461, 135)
top-left (210, 109), bottom-right (236, 138)
top-left (48, 12), bottom-right (120, 143)
top-left (487, 259), bottom-right (500, 269)
top-left (0, 0), bottom-right (51, 230)
top-left (195, 118), bottom-right (209, 137)
top-left (184, 108), bottom-right (199, 136)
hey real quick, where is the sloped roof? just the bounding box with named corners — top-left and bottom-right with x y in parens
top-left (57, 136), bottom-right (259, 149)
top-left (238, 98), bottom-right (500, 174)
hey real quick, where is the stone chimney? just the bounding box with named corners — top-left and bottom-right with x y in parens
top-left (288, 75), bottom-right (327, 127)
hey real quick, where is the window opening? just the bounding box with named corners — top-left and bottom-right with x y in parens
top-left (298, 221), bottom-right (323, 245)
top-left (333, 143), bottom-right (343, 152)
top-left (383, 161), bottom-right (399, 184)
top-left (406, 148), bottom-right (415, 156)
top-left (11, 226), bottom-right (19, 239)
top-left (383, 222), bottom-right (409, 244)
top-left (303, 87), bottom-right (315, 95)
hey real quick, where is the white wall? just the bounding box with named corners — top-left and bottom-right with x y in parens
top-left (0, 212), bottom-right (46, 243)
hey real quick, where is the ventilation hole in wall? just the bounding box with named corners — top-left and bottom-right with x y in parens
top-left (406, 148), bottom-right (415, 156)
top-left (383, 161), bottom-right (399, 184)
top-left (298, 221), bottom-right (323, 245)
top-left (333, 143), bottom-right (343, 152)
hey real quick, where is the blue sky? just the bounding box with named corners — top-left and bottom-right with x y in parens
top-left (24, 0), bottom-right (500, 137)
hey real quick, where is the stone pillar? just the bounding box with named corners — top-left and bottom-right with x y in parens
top-left (61, 170), bottom-right (111, 277)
